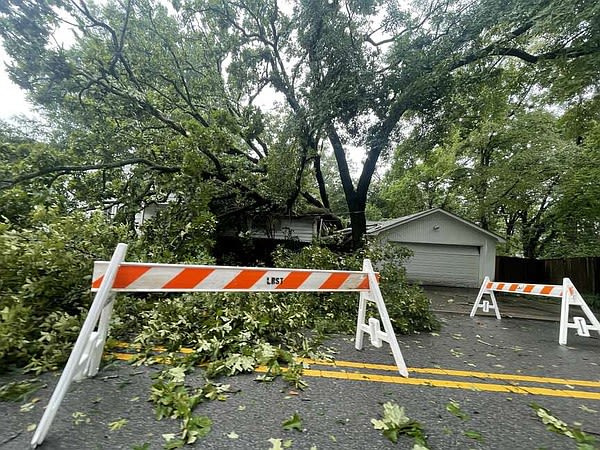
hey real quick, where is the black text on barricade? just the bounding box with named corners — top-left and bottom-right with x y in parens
top-left (266, 277), bottom-right (284, 285)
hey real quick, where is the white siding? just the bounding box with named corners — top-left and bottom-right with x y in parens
top-left (382, 211), bottom-right (488, 246)
top-left (250, 217), bottom-right (316, 243)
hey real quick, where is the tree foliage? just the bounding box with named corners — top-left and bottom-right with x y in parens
top-left (2, 0), bottom-right (599, 248)
top-left (374, 63), bottom-right (599, 257)
top-left (0, 207), bottom-right (127, 372)
top-left (0, 0), bottom-right (323, 239)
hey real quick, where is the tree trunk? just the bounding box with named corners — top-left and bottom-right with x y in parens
top-left (313, 154), bottom-right (330, 210)
top-left (327, 125), bottom-right (369, 249)
top-left (348, 197), bottom-right (367, 249)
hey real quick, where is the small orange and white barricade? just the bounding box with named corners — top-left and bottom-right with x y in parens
top-left (31, 243), bottom-right (407, 448)
top-left (470, 276), bottom-right (600, 345)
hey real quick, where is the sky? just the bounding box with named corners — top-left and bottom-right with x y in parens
top-left (0, 46), bottom-right (35, 121)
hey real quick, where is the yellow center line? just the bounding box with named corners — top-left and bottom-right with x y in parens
top-left (110, 342), bottom-right (195, 354)
top-left (112, 352), bottom-right (171, 363)
top-left (111, 352), bottom-right (599, 400)
top-left (108, 342), bottom-right (600, 394)
top-left (296, 358), bottom-right (600, 388)
top-left (255, 366), bottom-right (600, 401)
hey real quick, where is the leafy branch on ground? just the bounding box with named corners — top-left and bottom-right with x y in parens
top-left (530, 403), bottom-right (598, 450)
top-left (371, 401), bottom-right (429, 448)
top-left (150, 361), bottom-right (215, 448)
top-left (0, 379), bottom-right (45, 402)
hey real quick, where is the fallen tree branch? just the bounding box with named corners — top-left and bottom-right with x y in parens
top-left (1, 158), bottom-right (180, 190)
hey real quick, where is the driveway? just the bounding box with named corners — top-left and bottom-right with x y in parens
top-left (422, 285), bottom-right (566, 321)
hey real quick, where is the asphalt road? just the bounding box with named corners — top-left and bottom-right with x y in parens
top-left (1, 311), bottom-right (599, 450)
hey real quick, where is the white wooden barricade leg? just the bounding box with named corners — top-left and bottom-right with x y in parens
top-left (559, 278), bottom-right (600, 345)
top-left (355, 259), bottom-right (408, 377)
top-left (469, 277), bottom-right (501, 320)
top-left (30, 244), bottom-right (128, 448)
top-left (83, 292), bottom-right (116, 378)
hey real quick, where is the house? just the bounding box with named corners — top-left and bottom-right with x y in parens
top-left (134, 201), bottom-right (167, 231)
top-left (215, 212), bottom-right (341, 265)
top-left (103, 199), bottom-right (170, 233)
top-left (238, 214), bottom-right (334, 243)
top-left (367, 208), bottom-right (505, 288)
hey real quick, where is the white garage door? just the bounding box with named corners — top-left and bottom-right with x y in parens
top-left (400, 243), bottom-right (480, 287)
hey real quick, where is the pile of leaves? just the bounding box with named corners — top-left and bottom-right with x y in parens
top-left (1, 210), bottom-right (438, 374)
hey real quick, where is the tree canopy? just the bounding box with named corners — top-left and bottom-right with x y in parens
top-left (1, 0), bottom-right (599, 250)
top-left (373, 63), bottom-right (600, 257)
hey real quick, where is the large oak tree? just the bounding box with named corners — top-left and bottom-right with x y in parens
top-left (1, 0), bottom-right (598, 248)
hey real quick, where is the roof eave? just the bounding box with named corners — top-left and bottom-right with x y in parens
top-left (368, 208), bottom-right (506, 243)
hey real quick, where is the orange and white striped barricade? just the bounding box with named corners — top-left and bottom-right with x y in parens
top-left (470, 276), bottom-right (600, 346)
top-left (31, 243), bottom-right (407, 448)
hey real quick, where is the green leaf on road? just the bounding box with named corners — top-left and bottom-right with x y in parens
top-left (108, 418), bottom-right (128, 431)
top-left (282, 412), bottom-right (303, 431)
top-left (181, 415), bottom-right (212, 443)
top-left (464, 430), bottom-right (483, 441)
top-left (132, 444), bottom-right (150, 450)
top-left (371, 402), bottom-right (429, 448)
top-left (530, 403), bottom-right (597, 448)
top-left (446, 400), bottom-right (469, 421)
top-left (268, 438), bottom-right (284, 450)
top-left (72, 411), bottom-right (90, 425)
top-left (20, 398), bottom-right (40, 412)
top-left (0, 380), bottom-right (44, 402)
top-left (167, 366), bottom-right (187, 384)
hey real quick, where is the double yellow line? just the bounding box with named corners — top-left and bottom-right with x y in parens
top-left (109, 343), bottom-right (600, 401)
top-left (267, 358), bottom-right (600, 400)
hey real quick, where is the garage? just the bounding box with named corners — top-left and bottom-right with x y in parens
top-left (368, 209), bottom-right (505, 288)
top-left (400, 243), bottom-right (480, 287)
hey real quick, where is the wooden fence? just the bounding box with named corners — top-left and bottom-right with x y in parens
top-left (496, 256), bottom-right (600, 295)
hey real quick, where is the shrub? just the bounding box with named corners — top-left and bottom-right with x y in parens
top-left (0, 207), bottom-right (127, 372)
